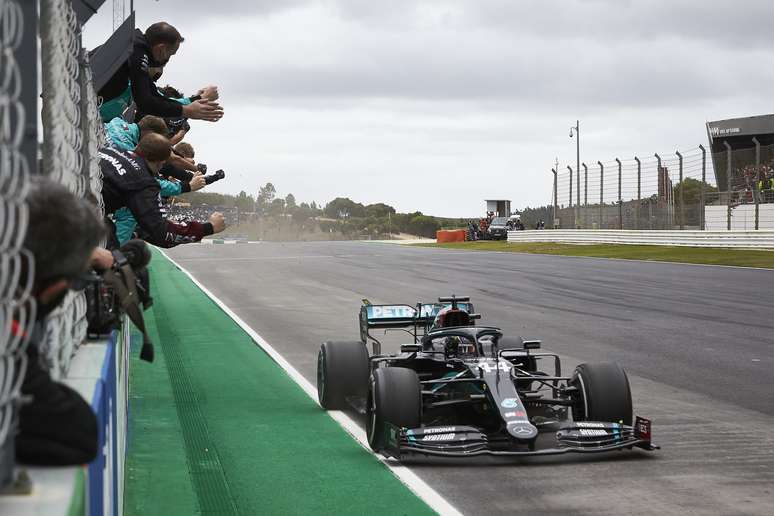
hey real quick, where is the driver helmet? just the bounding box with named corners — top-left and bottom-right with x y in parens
top-left (432, 306), bottom-right (471, 329)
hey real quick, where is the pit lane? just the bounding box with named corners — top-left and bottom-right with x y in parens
top-left (167, 241), bottom-right (774, 515)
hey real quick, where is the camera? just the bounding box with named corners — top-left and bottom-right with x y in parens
top-left (165, 116), bottom-right (190, 137)
top-left (83, 240), bottom-right (155, 361)
top-left (204, 169), bottom-right (226, 185)
top-left (196, 163), bottom-right (208, 174)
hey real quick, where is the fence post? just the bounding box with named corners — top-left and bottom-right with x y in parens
top-left (699, 145), bottom-right (705, 230)
top-left (676, 151), bottom-right (684, 230)
top-left (567, 165), bottom-right (573, 209)
top-left (615, 158), bottom-right (622, 229)
top-left (655, 153), bottom-right (662, 228)
top-left (634, 157), bottom-right (641, 230)
top-left (598, 161), bottom-right (604, 229)
top-left (753, 137), bottom-right (760, 230)
top-left (724, 141), bottom-right (732, 230)
top-left (583, 162), bottom-right (588, 229)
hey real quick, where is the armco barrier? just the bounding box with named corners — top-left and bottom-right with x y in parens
top-left (507, 230), bottom-right (774, 249)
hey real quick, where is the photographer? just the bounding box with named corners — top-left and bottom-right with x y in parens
top-left (100, 133), bottom-right (226, 248)
top-left (14, 179), bottom-right (105, 465)
top-left (168, 141), bottom-right (227, 187)
top-left (104, 116), bottom-right (207, 244)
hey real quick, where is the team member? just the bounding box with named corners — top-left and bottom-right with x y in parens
top-left (100, 133), bottom-right (225, 248)
top-left (96, 22), bottom-right (222, 123)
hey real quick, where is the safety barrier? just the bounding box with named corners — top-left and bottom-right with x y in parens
top-left (0, 320), bottom-right (130, 516)
top-left (436, 229), bottom-right (466, 243)
top-left (506, 229), bottom-right (774, 249)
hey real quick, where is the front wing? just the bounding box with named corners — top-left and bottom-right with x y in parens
top-left (381, 417), bottom-right (659, 459)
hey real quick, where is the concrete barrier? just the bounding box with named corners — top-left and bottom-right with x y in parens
top-left (507, 229), bottom-right (774, 249)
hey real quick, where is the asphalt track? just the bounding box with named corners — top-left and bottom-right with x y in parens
top-left (167, 241), bottom-right (774, 515)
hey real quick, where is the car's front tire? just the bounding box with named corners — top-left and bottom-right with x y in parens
top-left (571, 362), bottom-right (632, 425)
top-left (317, 341), bottom-right (369, 410)
top-left (367, 367), bottom-right (422, 452)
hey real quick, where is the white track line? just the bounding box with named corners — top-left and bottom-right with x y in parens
top-left (158, 249), bottom-right (462, 516)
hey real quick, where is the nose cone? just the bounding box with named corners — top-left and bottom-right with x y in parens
top-left (507, 421), bottom-right (538, 440)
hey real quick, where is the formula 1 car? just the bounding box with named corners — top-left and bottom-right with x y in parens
top-left (316, 296), bottom-right (658, 459)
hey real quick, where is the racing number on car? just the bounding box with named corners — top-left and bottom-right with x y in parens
top-left (477, 360), bottom-right (511, 373)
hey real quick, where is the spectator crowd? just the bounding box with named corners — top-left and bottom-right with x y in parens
top-left (734, 161), bottom-right (774, 204)
top-left (14, 21), bottom-right (231, 467)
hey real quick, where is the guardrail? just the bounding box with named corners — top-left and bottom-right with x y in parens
top-left (506, 230), bottom-right (774, 249)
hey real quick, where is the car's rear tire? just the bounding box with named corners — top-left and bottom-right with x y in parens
top-left (317, 341), bottom-right (369, 410)
top-left (571, 362), bottom-right (632, 425)
top-left (367, 367), bottom-right (422, 452)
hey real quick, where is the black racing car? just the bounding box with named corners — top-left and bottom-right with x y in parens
top-left (316, 295), bottom-right (658, 459)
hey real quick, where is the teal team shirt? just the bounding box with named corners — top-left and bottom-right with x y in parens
top-left (104, 117), bottom-right (141, 152)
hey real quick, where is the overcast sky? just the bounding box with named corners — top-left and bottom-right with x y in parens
top-left (82, 1), bottom-right (773, 217)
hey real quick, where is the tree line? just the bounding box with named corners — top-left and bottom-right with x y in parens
top-left (181, 183), bottom-right (466, 239)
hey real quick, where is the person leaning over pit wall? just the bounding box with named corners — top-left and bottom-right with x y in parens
top-left (137, 68), bottom-right (219, 126)
top-left (104, 115), bottom-right (207, 244)
top-left (95, 22), bottom-right (223, 123)
top-left (100, 133), bottom-right (226, 248)
top-left (13, 179), bottom-right (107, 465)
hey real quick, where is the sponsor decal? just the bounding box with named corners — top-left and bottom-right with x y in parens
top-left (579, 429), bottom-right (608, 437)
top-left (501, 398), bottom-right (520, 409)
top-left (99, 152), bottom-right (128, 176)
top-left (504, 410), bottom-right (527, 419)
top-left (422, 433), bottom-right (456, 442)
top-left (422, 427), bottom-right (456, 434)
top-left (507, 421), bottom-right (538, 438)
top-left (709, 126), bottom-right (741, 137)
top-left (634, 416), bottom-right (652, 441)
top-left (576, 422), bottom-right (605, 428)
top-left (367, 305), bottom-right (416, 319)
top-left (367, 303), bottom-right (473, 320)
top-left (418, 303), bottom-right (471, 318)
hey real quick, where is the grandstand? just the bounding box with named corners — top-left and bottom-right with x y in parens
top-left (707, 114), bottom-right (774, 190)
top-left (167, 203), bottom-right (240, 226)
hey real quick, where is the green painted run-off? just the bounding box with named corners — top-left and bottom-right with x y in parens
top-left (123, 249), bottom-right (434, 515)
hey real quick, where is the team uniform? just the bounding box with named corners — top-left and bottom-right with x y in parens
top-left (99, 147), bottom-right (212, 248)
top-left (97, 29), bottom-right (186, 122)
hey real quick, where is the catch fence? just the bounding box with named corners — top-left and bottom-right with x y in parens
top-left (0, 0), bottom-right (33, 488)
top-left (0, 0), bottom-right (106, 494)
top-left (552, 143), bottom-right (774, 231)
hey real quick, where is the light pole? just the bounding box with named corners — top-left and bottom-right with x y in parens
top-left (569, 120), bottom-right (580, 227)
top-left (551, 167), bottom-right (558, 229)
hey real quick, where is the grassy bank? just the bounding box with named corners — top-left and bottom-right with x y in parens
top-left (414, 241), bottom-right (774, 269)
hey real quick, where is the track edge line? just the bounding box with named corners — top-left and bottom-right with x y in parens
top-left (155, 248), bottom-right (462, 516)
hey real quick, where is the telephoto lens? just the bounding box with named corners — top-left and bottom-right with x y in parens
top-left (204, 169), bottom-right (226, 185)
top-left (118, 239), bottom-right (151, 270)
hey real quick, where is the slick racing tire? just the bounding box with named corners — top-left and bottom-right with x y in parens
top-left (317, 341), bottom-right (369, 410)
top-left (367, 367), bottom-right (421, 452)
top-left (571, 362), bottom-right (632, 425)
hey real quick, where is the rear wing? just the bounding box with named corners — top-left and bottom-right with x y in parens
top-left (359, 301), bottom-right (474, 343)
